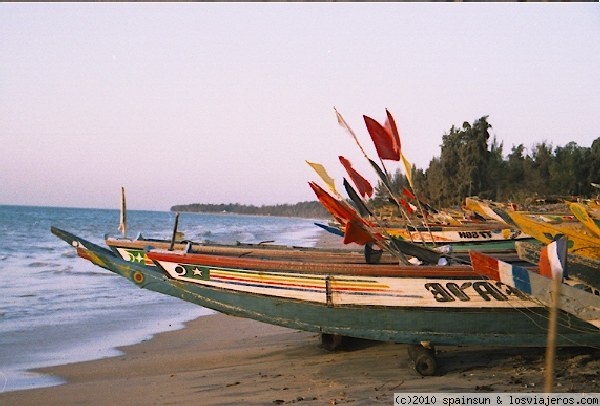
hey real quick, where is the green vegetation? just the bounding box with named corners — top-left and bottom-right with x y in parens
top-left (375, 116), bottom-right (600, 209)
top-left (173, 116), bottom-right (600, 217)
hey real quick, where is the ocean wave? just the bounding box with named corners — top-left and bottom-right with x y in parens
top-left (27, 261), bottom-right (60, 268)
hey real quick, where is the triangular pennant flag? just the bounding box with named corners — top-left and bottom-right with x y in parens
top-left (339, 156), bottom-right (373, 198)
top-left (368, 159), bottom-right (394, 195)
top-left (343, 178), bottom-right (373, 217)
top-left (401, 152), bottom-right (414, 188)
top-left (539, 237), bottom-right (568, 279)
top-left (384, 109), bottom-right (401, 155)
top-left (364, 114), bottom-right (400, 161)
top-left (334, 107), bottom-right (370, 159)
top-left (309, 181), bottom-right (378, 246)
top-left (402, 186), bottom-right (416, 201)
top-left (306, 161), bottom-right (338, 197)
top-left (343, 220), bottom-right (374, 245)
top-left (399, 198), bottom-right (414, 215)
top-left (308, 181), bottom-right (352, 224)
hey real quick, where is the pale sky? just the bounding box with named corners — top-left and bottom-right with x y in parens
top-left (1, 3), bottom-right (599, 211)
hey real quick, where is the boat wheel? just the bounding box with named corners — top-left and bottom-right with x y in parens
top-left (320, 333), bottom-right (344, 351)
top-left (407, 345), bottom-right (437, 376)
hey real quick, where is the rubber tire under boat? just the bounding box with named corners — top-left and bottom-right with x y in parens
top-left (407, 345), bottom-right (437, 376)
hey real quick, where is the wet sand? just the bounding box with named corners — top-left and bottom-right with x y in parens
top-left (1, 231), bottom-right (598, 404)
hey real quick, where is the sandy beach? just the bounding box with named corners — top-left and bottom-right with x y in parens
top-left (2, 231), bottom-right (599, 404)
top-left (1, 313), bottom-right (598, 405)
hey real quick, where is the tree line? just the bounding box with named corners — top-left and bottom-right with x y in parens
top-left (170, 201), bottom-right (329, 219)
top-left (373, 116), bottom-right (600, 209)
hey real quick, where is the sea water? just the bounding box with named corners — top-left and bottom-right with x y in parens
top-left (0, 205), bottom-right (322, 392)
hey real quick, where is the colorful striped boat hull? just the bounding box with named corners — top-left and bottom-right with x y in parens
top-left (50, 227), bottom-right (600, 348)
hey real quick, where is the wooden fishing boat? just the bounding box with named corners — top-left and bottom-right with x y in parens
top-left (501, 210), bottom-right (600, 261)
top-left (320, 219), bottom-right (532, 254)
top-left (462, 196), bottom-right (514, 224)
top-left (569, 202), bottom-right (600, 238)
top-left (386, 223), bottom-right (532, 253)
top-left (105, 234), bottom-right (374, 267)
top-left (52, 226), bottom-right (600, 376)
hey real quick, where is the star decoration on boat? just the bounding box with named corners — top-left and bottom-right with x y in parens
top-left (192, 268), bottom-right (203, 277)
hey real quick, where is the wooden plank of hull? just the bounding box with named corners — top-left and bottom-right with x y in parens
top-left (51, 227), bottom-right (600, 347)
top-left (146, 249), bottom-right (475, 277)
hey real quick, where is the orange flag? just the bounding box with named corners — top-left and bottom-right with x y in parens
top-left (308, 181), bottom-right (375, 245)
top-left (363, 110), bottom-right (401, 161)
top-left (308, 181), bottom-right (352, 225)
top-left (343, 220), bottom-right (374, 245)
top-left (338, 156), bottom-right (373, 198)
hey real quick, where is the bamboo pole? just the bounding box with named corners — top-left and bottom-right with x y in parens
top-left (544, 272), bottom-right (562, 393)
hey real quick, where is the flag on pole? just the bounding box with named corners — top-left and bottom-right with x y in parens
top-left (402, 186), bottom-right (416, 201)
top-left (401, 152), bottom-right (414, 189)
top-left (343, 220), bottom-right (374, 245)
top-left (368, 159), bottom-right (394, 197)
top-left (539, 237), bottom-right (568, 279)
top-left (343, 178), bottom-right (373, 217)
top-left (384, 109), bottom-right (401, 154)
top-left (363, 110), bottom-right (401, 161)
top-left (308, 182), bottom-right (350, 224)
top-left (306, 161), bottom-right (338, 197)
top-left (308, 181), bottom-right (375, 245)
top-left (333, 107), bottom-right (370, 159)
top-left (399, 198), bottom-right (414, 215)
top-left (339, 156), bottom-right (373, 198)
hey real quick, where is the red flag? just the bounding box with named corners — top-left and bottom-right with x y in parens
top-left (343, 220), bottom-right (374, 245)
top-left (399, 198), bottom-right (414, 215)
top-left (308, 182), bottom-right (352, 224)
top-left (339, 156), bottom-right (373, 198)
top-left (363, 111), bottom-right (400, 161)
top-left (384, 109), bottom-right (401, 155)
top-left (402, 187), bottom-right (416, 201)
top-left (308, 182), bottom-right (376, 245)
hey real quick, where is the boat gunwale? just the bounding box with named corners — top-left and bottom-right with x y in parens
top-left (147, 249), bottom-right (476, 277)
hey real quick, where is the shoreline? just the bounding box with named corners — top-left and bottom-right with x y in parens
top-left (1, 231), bottom-right (599, 403)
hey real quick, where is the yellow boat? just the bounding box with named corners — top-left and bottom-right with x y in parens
top-left (503, 210), bottom-right (600, 261)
